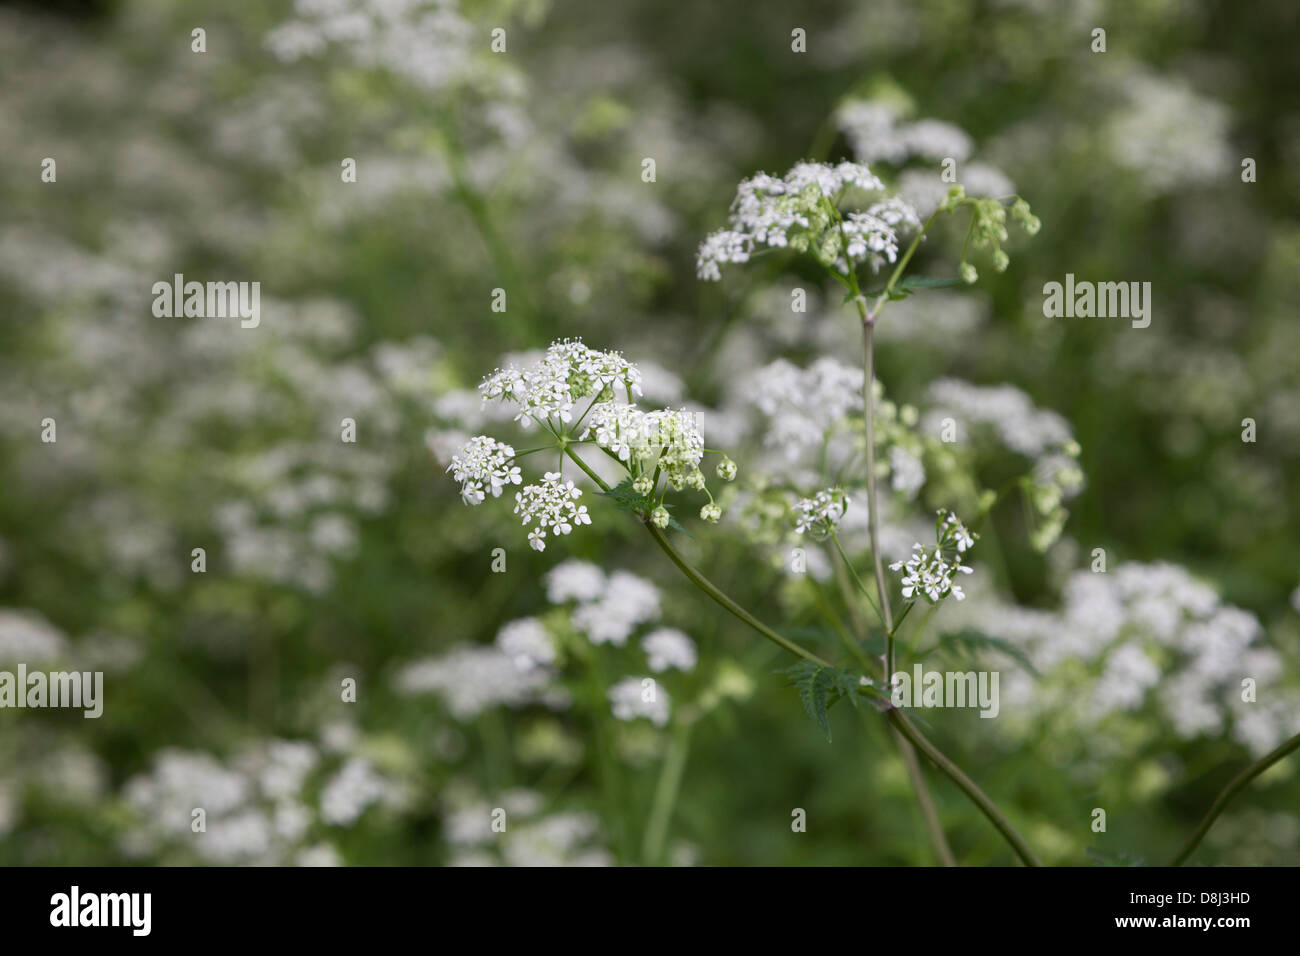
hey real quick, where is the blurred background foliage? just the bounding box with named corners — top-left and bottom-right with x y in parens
top-left (0, 0), bottom-right (1298, 865)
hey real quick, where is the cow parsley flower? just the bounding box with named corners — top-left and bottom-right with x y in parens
top-left (480, 338), bottom-right (641, 429)
top-left (447, 435), bottom-right (521, 505)
top-left (793, 488), bottom-right (850, 538)
top-left (452, 340), bottom-right (732, 549)
top-left (582, 404), bottom-right (705, 491)
top-left (890, 510), bottom-right (978, 604)
top-left (641, 628), bottom-right (697, 673)
top-left (496, 617), bottom-right (556, 672)
top-left (608, 677), bottom-right (670, 727)
top-left (570, 571), bottom-right (661, 647)
top-left (543, 560), bottom-right (606, 605)
top-left (514, 472), bottom-right (591, 552)
top-left (697, 161), bottom-right (917, 280)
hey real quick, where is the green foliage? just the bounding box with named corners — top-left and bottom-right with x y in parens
top-left (780, 661), bottom-right (880, 742)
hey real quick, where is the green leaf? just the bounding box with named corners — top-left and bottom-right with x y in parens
top-left (598, 477), bottom-right (652, 513)
top-left (780, 662), bottom-right (884, 740)
top-left (935, 627), bottom-right (1040, 677)
top-left (597, 478), bottom-right (692, 537)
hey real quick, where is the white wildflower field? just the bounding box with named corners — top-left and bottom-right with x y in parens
top-left (1, 0), bottom-right (1298, 904)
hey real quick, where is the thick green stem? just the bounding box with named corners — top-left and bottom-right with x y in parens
top-left (886, 708), bottom-right (1042, 866)
top-left (1169, 731), bottom-right (1300, 866)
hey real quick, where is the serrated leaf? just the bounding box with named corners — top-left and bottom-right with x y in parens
top-left (597, 478), bottom-right (693, 538)
top-left (780, 662), bottom-right (882, 740)
top-left (935, 627), bottom-right (1040, 677)
top-left (598, 477), bottom-right (652, 513)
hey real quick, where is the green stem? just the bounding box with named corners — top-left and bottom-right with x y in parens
top-left (860, 315), bottom-right (896, 679)
top-left (642, 717), bottom-right (694, 865)
top-left (830, 531), bottom-right (885, 627)
top-left (1169, 731), bottom-right (1300, 866)
top-left (890, 723), bottom-right (958, 867)
top-left (564, 444), bottom-right (1040, 866)
top-left (886, 708), bottom-right (1042, 866)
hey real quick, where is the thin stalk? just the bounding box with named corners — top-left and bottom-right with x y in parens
top-left (830, 531), bottom-right (884, 627)
top-left (563, 444), bottom-right (1041, 866)
top-left (642, 718), bottom-right (694, 865)
top-left (886, 707), bottom-right (1042, 866)
top-left (861, 316), bottom-right (896, 680)
top-left (1169, 731), bottom-right (1300, 866)
top-left (890, 723), bottom-right (958, 867)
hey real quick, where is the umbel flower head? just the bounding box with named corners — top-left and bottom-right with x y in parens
top-left (792, 488), bottom-right (850, 539)
top-left (890, 510), bottom-right (979, 605)
top-left (696, 161), bottom-right (920, 281)
top-left (449, 339), bottom-right (732, 551)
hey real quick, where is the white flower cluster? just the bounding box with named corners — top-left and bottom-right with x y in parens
top-left (836, 100), bottom-right (974, 165)
top-left (119, 734), bottom-right (404, 865)
top-left (546, 561), bottom-right (696, 674)
top-left (925, 379), bottom-right (1074, 459)
top-left (447, 435), bottom-right (521, 505)
top-left (565, 566), bottom-right (662, 647)
top-left (793, 488), bottom-right (850, 538)
top-left (697, 161), bottom-right (919, 280)
top-left (513, 471), bottom-right (591, 551)
top-left (923, 378), bottom-right (1082, 551)
top-left (394, 644), bottom-right (559, 719)
top-left (608, 677), bottom-right (671, 727)
top-left (641, 628), bottom-right (698, 673)
top-left (266, 0), bottom-right (487, 96)
top-left (480, 338), bottom-right (641, 429)
top-left (583, 403), bottom-right (705, 490)
top-left (0, 609), bottom-right (65, 663)
top-left (441, 784), bottom-right (611, 867)
top-left (946, 563), bottom-right (1300, 758)
top-left (890, 510), bottom-right (978, 604)
top-left (746, 357), bottom-right (864, 468)
top-left (454, 340), bottom-right (729, 546)
top-left (495, 617), bottom-right (556, 672)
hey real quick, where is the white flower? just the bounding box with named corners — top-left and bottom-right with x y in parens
top-left (544, 560), bottom-right (607, 605)
top-left (447, 435), bottom-right (521, 506)
top-left (700, 503), bottom-right (722, 523)
top-left (319, 758), bottom-right (387, 827)
top-left (641, 628), bottom-right (697, 673)
top-left (571, 571), bottom-right (660, 647)
top-left (890, 512), bottom-right (978, 604)
top-left (793, 488), bottom-right (849, 538)
top-left (480, 338), bottom-right (640, 429)
top-left (582, 404), bottom-right (705, 491)
top-left (888, 446), bottom-right (926, 498)
top-left (513, 472), bottom-right (591, 552)
top-left (608, 677), bottom-right (670, 727)
top-left (394, 645), bottom-right (553, 719)
top-left (496, 617), bottom-right (556, 672)
top-left (697, 161), bottom-right (915, 281)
